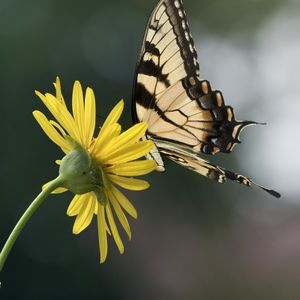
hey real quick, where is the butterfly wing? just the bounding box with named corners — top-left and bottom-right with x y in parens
top-left (155, 139), bottom-right (280, 198)
top-left (132, 0), bottom-right (280, 197)
top-left (132, 0), bottom-right (255, 158)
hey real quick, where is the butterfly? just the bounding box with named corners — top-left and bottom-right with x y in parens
top-left (132, 0), bottom-right (280, 198)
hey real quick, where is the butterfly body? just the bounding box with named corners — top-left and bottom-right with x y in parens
top-left (132, 0), bottom-right (280, 198)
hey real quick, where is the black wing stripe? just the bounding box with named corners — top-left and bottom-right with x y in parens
top-left (135, 83), bottom-right (156, 109)
top-left (138, 59), bottom-right (170, 84)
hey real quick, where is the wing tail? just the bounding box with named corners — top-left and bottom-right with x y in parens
top-left (219, 168), bottom-right (281, 198)
top-left (158, 142), bottom-right (281, 198)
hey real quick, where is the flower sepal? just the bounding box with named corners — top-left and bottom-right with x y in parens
top-left (59, 136), bottom-right (103, 195)
top-left (93, 187), bottom-right (108, 205)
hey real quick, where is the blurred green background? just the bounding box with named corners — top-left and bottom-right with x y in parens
top-left (1, 0), bottom-right (299, 299)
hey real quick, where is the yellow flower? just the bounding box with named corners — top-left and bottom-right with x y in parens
top-left (33, 77), bottom-right (156, 263)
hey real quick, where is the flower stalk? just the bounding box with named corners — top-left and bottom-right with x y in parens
top-left (0, 177), bottom-right (64, 272)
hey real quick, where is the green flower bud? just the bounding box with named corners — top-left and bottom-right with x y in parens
top-left (59, 136), bottom-right (103, 195)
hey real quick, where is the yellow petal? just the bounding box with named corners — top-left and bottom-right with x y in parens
top-left (108, 174), bottom-right (150, 191)
top-left (101, 122), bottom-right (147, 156)
top-left (73, 195), bottom-right (96, 234)
top-left (105, 160), bottom-right (157, 176)
top-left (92, 123), bottom-right (121, 157)
top-left (94, 199), bottom-right (98, 214)
top-left (110, 185), bottom-right (137, 219)
top-left (42, 180), bottom-right (68, 194)
top-left (35, 91), bottom-right (81, 142)
top-left (107, 189), bottom-right (131, 239)
top-left (54, 76), bottom-right (66, 105)
top-left (100, 100), bottom-right (124, 133)
top-left (97, 204), bottom-right (108, 263)
top-left (51, 98), bottom-right (80, 140)
top-left (33, 111), bottom-right (70, 153)
top-left (67, 194), bottom-right (84, 216)
top-left (103, 140), bottom-right (154, 165)
top-left (49, 120), bottom-right (67, 136)
top-left (84, 87), bottom-right (96, 147)
top-left (72, 81), bottom-right (85, 145)
top-left (93, 200), bottom-right (112, 235)
top-left (105, 202), bottom-right (124, 254)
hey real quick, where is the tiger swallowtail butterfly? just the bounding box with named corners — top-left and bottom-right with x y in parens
top-left (132, 0), bottom-right (280, 198)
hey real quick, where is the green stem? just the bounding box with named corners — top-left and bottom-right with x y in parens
top-left (0, 176), bottom-right (65, 272)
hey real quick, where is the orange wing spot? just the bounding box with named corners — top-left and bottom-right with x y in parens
top-left (201, 81), bottom-right (209, 94)
top-left (242, 178), bottom-right (251, 186)
top-left (189, 77), bottom-right (196, 86)
top-left (227, 107), bottom-right (233, 121)
top-left (232, 124), bottom-right (242, 139)
top-left (226, 142), bottom-right (233, 151)
top-left (216, 92), bottom-right (223, 107)
top-left (212, 147), bottom-right (220, 154)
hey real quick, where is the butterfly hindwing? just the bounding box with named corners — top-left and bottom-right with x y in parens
top-left (155, 139), bottom-right (280, 198)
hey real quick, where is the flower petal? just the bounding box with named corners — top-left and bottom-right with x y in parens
top-left (105, 160), bottom-right (157, 176)
top-left (67, 194), bottom-right (84, 216)
top-left (103, 140), bottom-right (154, 164)
top-left (49, 120), bottom-right (67, 136)
top-left (108, 174), bottom-right (150, 191)
top-left (110, 185), bottom-right (137, 219)
top-left (97, 204), bottom-right (108, 263)
top-left (73, 194), bottom-right (96, 234)
top-left (100, 100), bottom-right (124, 133)
top-left (101, 122), bottom-right (147, 156)
top-left (107, 189), bottom-right (131, 239)
top-left (94, 200), bottom-right (112, 235)
top-left (105, 202), bottom-right (124, 254)
top-left (54, 77), bottom-right (66, 105)
top-left (33, 111), bottom-right (70, 153)
top-left (90, 100), bottom-right (124, 156)
top-left (35, 91), bottom-right (81, 142)
top-left (92, 123), bottom-right (121, 157)
top-left (84, 87), bottom-right (96, 147)
top-left (72, 81), bottom-right (85, 145)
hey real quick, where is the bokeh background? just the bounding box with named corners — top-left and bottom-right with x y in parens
top-left (1, 0), bottom-right (299, 299)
